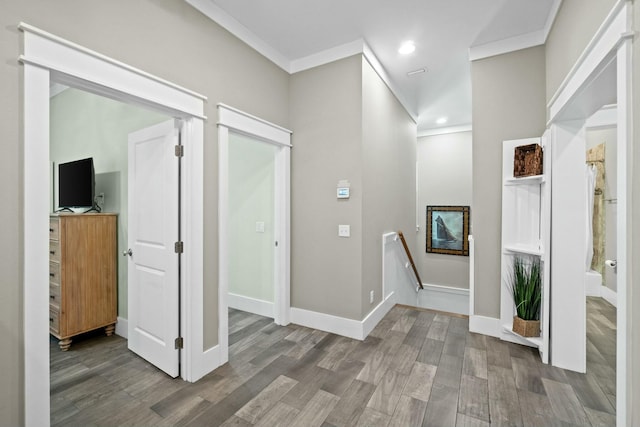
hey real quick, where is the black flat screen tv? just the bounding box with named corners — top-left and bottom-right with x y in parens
top-left (58, 158), bottom-right (95, 208)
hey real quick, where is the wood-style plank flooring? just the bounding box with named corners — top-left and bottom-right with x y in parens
top-left (50, 297), bottom-right (616, 426)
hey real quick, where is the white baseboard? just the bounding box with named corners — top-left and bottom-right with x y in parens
top-left (601, 286), bottom-right (617, 307)
top-left (291, 292), bottom-right (396, 341)
top-left (362, 292), bottom-right (396, 338)
top-left (416, 283), bottom-right (470, 315)
top-left (469, 315), bottom-right (501, 338)
top-left (190, 345), bottom-right (222, 382)
top-left (115, 316), bottom-right (128, 339)
top-left (228, 293), bottom-right (274, 318)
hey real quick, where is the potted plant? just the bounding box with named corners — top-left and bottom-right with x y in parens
top-left (508, 256), bottom-right (542, 337)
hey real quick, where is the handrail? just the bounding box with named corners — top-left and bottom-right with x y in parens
top-left (397, 231), bottom-right (424, 290)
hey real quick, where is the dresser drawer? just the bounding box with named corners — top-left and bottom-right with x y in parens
top-left (49, 306), bottom-right (60, 334)
top-left (49, 282), bottom-right (61, 306)
top-left (49, 240), bottom-right (60, 262)
top-left (49, 218), bottom-right (60, 240)
top-left (49, 261), bottom-right (60, 284)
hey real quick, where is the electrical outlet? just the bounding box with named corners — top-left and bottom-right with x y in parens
top-left (370, 290), bottom-right (374, 304)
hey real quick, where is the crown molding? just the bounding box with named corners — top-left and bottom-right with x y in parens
top-left (185, 0), bottom-right (290, 71)
top-left (468, 0), bottom-right (562, 61)
top-left (418, 124), bottom-right (472, 138)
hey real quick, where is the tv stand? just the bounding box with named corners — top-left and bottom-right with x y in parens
top-left (55, 207), bottom-right (74, 213)
top-left (83, 205), bottom-right (102, 213)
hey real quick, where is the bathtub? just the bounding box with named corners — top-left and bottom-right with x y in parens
top-left (585, 270), bottom-right (603, 296)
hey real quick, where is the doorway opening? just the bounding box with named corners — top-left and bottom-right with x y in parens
top-left (217, 104), bottom-right (292, 366)
top-left (22, 23), bottom-right (206, 427)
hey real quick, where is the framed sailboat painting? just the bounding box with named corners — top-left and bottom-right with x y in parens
top-left (426, 205), bottom-right (470, 256)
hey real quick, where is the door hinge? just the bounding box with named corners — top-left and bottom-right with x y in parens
top-left (174, 241), bottom-right (184, 253)
top-left (175, 337), bottom-right (184, 349)
top-left (175, 145), bottom-right (184, 157)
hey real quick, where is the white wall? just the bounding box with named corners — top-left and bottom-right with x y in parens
top-left (228, 132), bottom-right (276, 304)
top-left (416, 131), bottom-right (472, 290)
top-left (50, 87), bottom-right (169, 318)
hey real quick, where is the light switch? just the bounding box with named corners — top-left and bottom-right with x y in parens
top-left (338, 224), bottom-right (350, 237)
top-left (256, 221), bottom-right (265, 233)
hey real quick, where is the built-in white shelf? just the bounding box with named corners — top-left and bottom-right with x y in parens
top-left (501, 323), bottom-right (543, 347)
top-left (500, 136), bottom-right (551, 364)
top-left (504, 174), bottom-right (545, 186)
top-left (503, 244), bottom-right (544, 256)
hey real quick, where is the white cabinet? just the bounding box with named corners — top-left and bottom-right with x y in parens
top-left (500, 135), bottom-right (551, 363)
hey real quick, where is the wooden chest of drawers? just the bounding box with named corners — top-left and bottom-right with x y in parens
top-left (49, 213), bottom-right (117, 351)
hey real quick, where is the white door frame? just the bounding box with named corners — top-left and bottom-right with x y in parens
top-left (217, 103), bottom-right (291, 365)
top-left (20, 23), bottom-right (206, 427)
top-left (546, 2), bottom-right (632, 425)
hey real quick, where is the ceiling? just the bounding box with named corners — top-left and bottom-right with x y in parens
top-left (187, 0), bottom-right (560, 134)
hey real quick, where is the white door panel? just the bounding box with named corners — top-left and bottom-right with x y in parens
top-left (127, 119), bottom-right (180, 377)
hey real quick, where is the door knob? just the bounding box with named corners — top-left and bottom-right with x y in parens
top-left (123, 248), bottom-right (133, 257)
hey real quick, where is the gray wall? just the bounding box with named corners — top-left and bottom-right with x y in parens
top-left (361, 57), bottom-right (416, 318)
top-left (289, 55), bottom-right (364, 320)
top-left (1, 0), bottom-right (290, 423)
top-left (416, 131), bottom-right (472, 289)
top-left (289, 55), bottom-right (417, 321)
top-left (50, 87), bottom-right (169, 319)
top-left (545, 0), bottom-right (618, 103)
top-left (471, 46), bottom-right (547, 318)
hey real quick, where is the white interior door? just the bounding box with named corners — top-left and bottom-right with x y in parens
top-left (127, 119), bottom-right (180, 377)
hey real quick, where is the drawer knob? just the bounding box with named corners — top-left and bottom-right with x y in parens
top-left (49, 318), bottom-right (53, 322)
top-left (49, 250), bottom-right (55, 255)
top-left (49, 273), bottom-right (55, 277)
top-left (49, 228), bottom-right (54, 232)
top-left (50, 295), bottom-right (55, 300)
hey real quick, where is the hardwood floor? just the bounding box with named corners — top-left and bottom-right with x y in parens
top-left (50, 298), bottom-right (616, 426)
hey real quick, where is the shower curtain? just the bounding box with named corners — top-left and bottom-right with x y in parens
top-left (586, 164), bottom-right (598, 270)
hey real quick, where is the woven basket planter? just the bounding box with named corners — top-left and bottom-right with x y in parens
top-left (513, 143), bottom-right (543, 177)
top-left (512, 316), bottom-right (540, 337)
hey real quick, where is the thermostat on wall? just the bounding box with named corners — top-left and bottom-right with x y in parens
top-left (337, 180), bottom-right (350, 199)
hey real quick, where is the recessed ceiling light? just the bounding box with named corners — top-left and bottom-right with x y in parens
top-left (436, 117), bottom-right (448, 125)
top-left (398, 41), bottom-right (416, 55)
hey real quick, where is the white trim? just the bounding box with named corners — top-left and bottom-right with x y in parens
top-left (115, 317), bottom-right (128, 339)
top-left (184, 0), bottom-right (290, 72)
top-left (228, 293), bottom-right (275, 319)
top-left (468, 235), bottom-right (475, 316)
top-left (18, 23), bottom-right (207, 120)
top-left (49, 82), bottom-right (68, 98)
top-left (362, 43), bottom-right (417, 124)
top-left (585, 104), bottom-right (617, 129)
top-left (468, 0), bottom-right (561, 61)
top-left (468, 315), bottom-right (501, 338)
top-left (416, 283), bottom-right (470, 316)
top-left (362, 292), bottom-right (397, 338)
top-left (290, 39), bottom-right (364, 73)
top-left (192, 345), bottom-right (222, 382)
top-left (23, 63), bottom-right (51, 427)
top-left (218, 104), bottom-right (291, 367)
top-left (601, 286), bottom-right (617, 308)
top-left (469, 29), bottom-right (546, 62)
top-left (22, 24), bottom-right (206, 426)
top-left (418, 124), bottom-right (472, 138)
top-left (291, 292), bottom-right (396, 341)
top-left (542, 0), bottom-right (563, 43)
top-left (291, 308), bottom-right (364, 340)
top-left (217, 103), bottom-right (292, 145)
top-left (547, 0), bottom-right (630, 121)
top-left (615, 29), bottom-right (631, 427)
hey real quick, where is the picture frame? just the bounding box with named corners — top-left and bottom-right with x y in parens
top-left (426, 205), bottom-right (470, 256)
